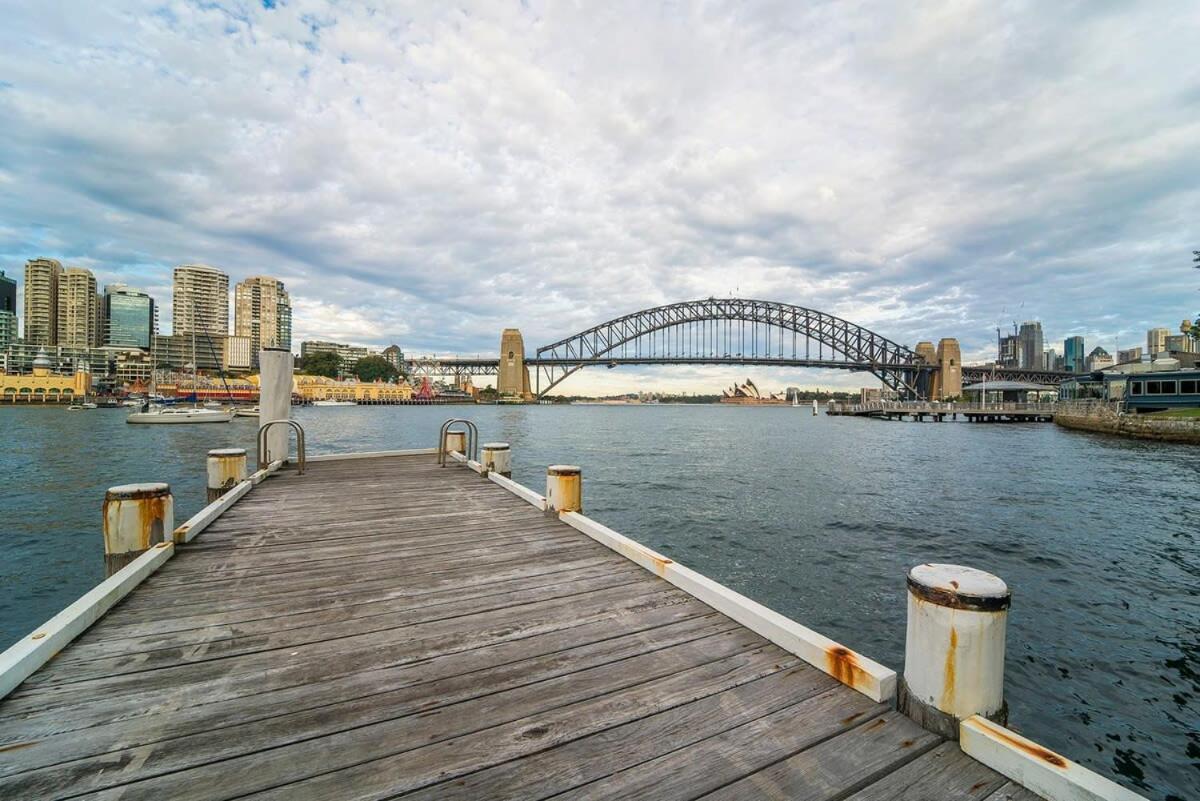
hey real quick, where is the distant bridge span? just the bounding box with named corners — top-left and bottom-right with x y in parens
top-left (408, 298), bottom-right (1073, 399)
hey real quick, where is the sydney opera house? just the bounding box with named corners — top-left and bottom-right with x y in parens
top-left (719, 378), bottom-right (789, 405)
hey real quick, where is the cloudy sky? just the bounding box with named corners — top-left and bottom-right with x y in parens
top-left (1, 1), bottom-right (1197, 393)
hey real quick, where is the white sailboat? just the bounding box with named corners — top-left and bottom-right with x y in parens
top-left (129, 318), bottom-right (233, 424)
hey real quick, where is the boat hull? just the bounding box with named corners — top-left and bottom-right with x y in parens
top-left (127, 410), bottom-right (234, 424)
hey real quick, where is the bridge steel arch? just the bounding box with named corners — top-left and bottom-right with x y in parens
top-left (533, 298), bottom-right (933, 398)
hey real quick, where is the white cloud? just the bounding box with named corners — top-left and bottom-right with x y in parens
top-left (0, 0), bottom-right (1197, 392)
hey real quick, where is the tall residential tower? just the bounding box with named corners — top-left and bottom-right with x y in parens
top-left (173, 264), bottom-right (229, 336)
top-left (22, 258), bottom-right (63, 346)
top-left (234, 276), bottom-right (292, 366)
top-left (56, 267), bottom-right (99, 348)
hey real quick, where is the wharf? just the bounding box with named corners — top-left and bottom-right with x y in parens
top-left (827, 401), bottom-right (1057, 423)
top-left (0, 446), bottom-right (1135, 800)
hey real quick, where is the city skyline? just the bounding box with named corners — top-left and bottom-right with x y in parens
top-left (1, 3), bottom-right (1197, 393)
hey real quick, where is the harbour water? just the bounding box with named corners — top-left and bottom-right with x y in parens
top-left (0, 404), bottom-right (1196, 800)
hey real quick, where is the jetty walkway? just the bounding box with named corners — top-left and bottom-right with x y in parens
top-left (0, 436), bottom-right (1141, 799)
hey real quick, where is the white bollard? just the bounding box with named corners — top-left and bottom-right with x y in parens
top-left (545, 465), bottom-right (582, 514)
top-left (444, 430), bottom-right (467, 455)
top-left (103, 483), bottom-right (174, 577)
top-left (900, 563), bottom-right (1010, 739)
top-left (481, 442), bottom-right (511, 477)
top-left (207, 448), bottom-right (248, 502)
top-left (259, 348), bottom-right (294, 465)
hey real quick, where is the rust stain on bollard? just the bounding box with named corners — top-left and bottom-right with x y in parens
top-left (941, 627), bottom-right (957, 711)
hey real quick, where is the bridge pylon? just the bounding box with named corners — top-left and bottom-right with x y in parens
top-left (497, 328), bottom-right (533, 400)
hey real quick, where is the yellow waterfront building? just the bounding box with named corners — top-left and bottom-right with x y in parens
top-left (0, 349), bottom-right (92, 403)
top-left (244, 373), bottom-right (415, 403)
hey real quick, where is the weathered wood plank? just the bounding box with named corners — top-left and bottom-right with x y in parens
top-left (697, 711), bottom-right (941, 801)
top-left (840, 741), bottom-right (1008, 801)
top-left (180, 647), bottom-right (800, 801)
top-left (404, 670), bottom-right (857, 801)
top-left (0, 623), bottom-right (750, 796)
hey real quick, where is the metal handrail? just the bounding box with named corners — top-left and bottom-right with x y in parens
top-left (438, 418), bottom-right (479, 466)
top-left (258, 420), bottom-right (306, 474)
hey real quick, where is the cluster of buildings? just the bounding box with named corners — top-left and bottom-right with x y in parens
top-left (1, 260), bottom-right (294, 389)
top-left (995, 321), bottom-right (1197, 374)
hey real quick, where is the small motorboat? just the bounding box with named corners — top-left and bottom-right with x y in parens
top-left (127, 407), bottom-right (234, 424)
top-left (234, 406), bottom-right (259, 418)
top-left (313, 399), bottom-right (356, 407)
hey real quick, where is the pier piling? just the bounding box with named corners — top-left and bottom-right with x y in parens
top-left (545, 464), bottom-right (582, 514)
top-left (259, 348), bottom-right (294, 464)
top-left (481, 442), bottom-right (511, 477)
top-left (899, 563), bottom-right (1010, 740)
top-left (206, 448), bottom-right (247, 502)
top-left (102, 483), bottom-right (174, 577)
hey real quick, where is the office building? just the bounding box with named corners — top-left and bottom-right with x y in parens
top-left (1086, 346), bottom-right (1114, 372)
top-left (300, 340), bottom-right (378, 378)
top-left (173, 264), bottom-right (229, 336)
top-left (234, 276), bottom-right (292, 367)
top-left (1042, 349), bottom-right (1058, 371)
top-left (1147, 327), bottom-right (1170, 356)
top-left (0, 270), bottom-right (16, 350)
top-left (1018, 321), bottom-right (1043, 370)
top-left (1117, 347), bottom-right (1143, 364)
top-left (103, 285), bottom-right (157, 349)
top-left (1063, 336), bottom-right (1086, 373)
top-left (22, 258), bottom-right (63, 346)
top-left (56, 267), bottom-right (99, 348)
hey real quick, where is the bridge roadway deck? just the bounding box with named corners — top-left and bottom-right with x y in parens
top-left (0, 454), bottom-right (1038, 800)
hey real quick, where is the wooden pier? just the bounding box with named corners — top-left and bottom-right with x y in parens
top-left (827, 401), bottom-right (1057, 423)
top-left (0, 436), bottom-right (1143, 800)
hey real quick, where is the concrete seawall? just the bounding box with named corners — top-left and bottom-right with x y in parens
top-left (1055, 403), bottom-right (1200, 444)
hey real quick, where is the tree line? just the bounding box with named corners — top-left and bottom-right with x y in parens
top-left (296, 352), bottom-right (405, 383)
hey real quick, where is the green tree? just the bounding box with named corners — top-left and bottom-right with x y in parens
top-left (298, 351), bottom-right (341, 378)
top-left (353, 355), bottom-right (399, 383)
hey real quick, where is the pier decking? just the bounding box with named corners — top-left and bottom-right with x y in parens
top-left (0, 453), bottom-right (1043, 799)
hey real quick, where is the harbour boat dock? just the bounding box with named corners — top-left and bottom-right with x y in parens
top-left (0, 371), bottom-right (1144, 800)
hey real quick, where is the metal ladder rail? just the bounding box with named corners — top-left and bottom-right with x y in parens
top-left (438, 418), bottom-right (479, 466)
top-left (257, 419), bottom-right (307, 475)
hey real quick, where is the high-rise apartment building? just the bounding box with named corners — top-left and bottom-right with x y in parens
top-left (22, 258), bottom-right (63, 346)
top-left (103, 285), bottom-right (157, 349)
top-left (1147, 327), bottom-right (1169, 356)
top-left (56, 267), bottom-right (99, 348)
top-left (1164, 335), bottom-right (1194, 354)
top-left (1018, 321), bottom-right (1043, 370)
top-left (173, 264), bottom-right (229, 336)
top-left (234, 276), bottom-right (292, 366)
top-left (1063, 336), bottom-right (1086, 373)
top-left (0, 270), bottom-right (16, 349)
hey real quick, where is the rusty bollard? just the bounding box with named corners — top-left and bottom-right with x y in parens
top-left (481, 442), bottom-right (511, 478)
top-left (545, 465), bottom-right (582, 514)
top-left (102, 483), bottom-right (174, 577)
top-left (899, 563), bottom-right (1010, 739)
top-left (207, 448), bottom-right (247, 503)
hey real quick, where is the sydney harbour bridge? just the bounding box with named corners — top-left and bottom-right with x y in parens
top-left (405, 298), bottom-right (1071, 400)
